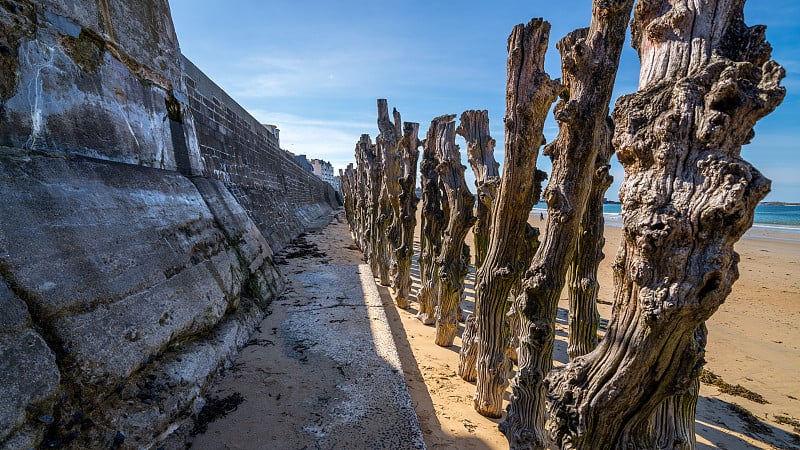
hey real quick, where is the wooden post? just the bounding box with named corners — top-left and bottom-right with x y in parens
top-left (394, 120), bottom-right (421, 308)
top-left (502, 1), bottom-right (634, 446)
top-left (456, 109), bottom-right (499, 381)
top-left (432, 115), bottom-right (475, 347)
top-left (376, 99), bottom-right (420, 305)
top-left (566, 120), bottom-right (613, 359)
top-left (470, 19), bottom-right (559, 419)
top-left (416, 116), bottom-right (448, 325)
top-left (546, 1), bottom-right (785, 447)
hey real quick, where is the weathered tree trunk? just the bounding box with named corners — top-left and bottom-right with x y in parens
top-left (457, 110), bottom-right (500, 268)
top-left (566, 120), bottom-right (613, 359)
top-left (341, 164), bottom-right (357, 239)
top-left (416, 117), bottom-right (448, 325)
top-left (354, 134), bottom-right (383, 279)
top-left (376, 99), bottom-right (420, 307)
top-left (506, 224), bottom-right (541, 365)
top-left (458, 314), bottom-right (478, 381)
top-left (502, 2), bottom-right (633, 447)
top-left (394, 121), bottom-right (421, 308)
top-left (546, 1), bottom-right (785, 448)
top-left (636, 325), bottom-right (705, 449)
top-left (455, 109), bottom-right (499, 382)
top-left (374, 108), bottom-right (395, 286)
top-left (471, 19), bottom-right (559, 419)
top-left (647, 380), bottom-right (699, 450)
top-left (433, 115), bottom-right (475, 347)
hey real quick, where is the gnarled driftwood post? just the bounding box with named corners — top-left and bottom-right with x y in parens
top-left (340, 164), bottom-right (357, 238)
top-left (394, 121), bottom-right (421, 308)
top-left (470, 19), bottom-right (559, 418)
top-left (456, 109), bottom-right (499, 382)
top-left (501, 1), bottom-right (633, 446)
top-left (566, 120), bottom-right (613, 359)
top-left (458, 110), bottom-right (500, 268)
top-left (433, 115), bottom-right (475, 347)
top-left (546, 1), bottom-right (785, 448)
top-left (376, 99), bottom-right (420, 307)
top-left (354, 134), bottom-right (384, 279)
top-left (416, 116), bottom-right (448, 325)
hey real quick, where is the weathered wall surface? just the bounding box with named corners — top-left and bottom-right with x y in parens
top-left (0, 152), bottom-right (283, 448)
top-left (0, 1), bottom-right (337, 448)
top-left (184, 57), bottom-right (339, 251)
top-left (0, 0), bottom-right (203, 174)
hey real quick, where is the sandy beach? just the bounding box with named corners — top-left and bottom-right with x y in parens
top-left (392, 213), bottom-right (800, 449)
top-left (183, 212), bottom-right (799, 449)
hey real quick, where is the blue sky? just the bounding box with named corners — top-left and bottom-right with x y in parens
top-left (170, 0), bottom-right (799, 202)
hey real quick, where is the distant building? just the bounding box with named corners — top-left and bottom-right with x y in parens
top-left (310, 158), bottom-right (335, 186)
top-left (261, 124), bottom-right (280, 146)
top-left (292, 154), bottom-right (314, 173)
top-left (332, 175), bottom-right (342, 195)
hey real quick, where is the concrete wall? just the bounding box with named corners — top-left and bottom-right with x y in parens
top-left (0, 1), bottom-right (338, 448)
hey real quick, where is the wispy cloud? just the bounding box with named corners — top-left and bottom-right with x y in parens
top-left (220, 52), bottom-right (381, 99)
top-left (249, 110), bottom-right (373, 172)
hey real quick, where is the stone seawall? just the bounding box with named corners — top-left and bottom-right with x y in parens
top-left (0, 1), bottom-right (337, 448)
top-left (183, 57), bottom-right (339, 251)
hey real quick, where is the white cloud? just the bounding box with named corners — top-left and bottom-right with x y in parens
top-left (250, 110), bottom-right (374, 173)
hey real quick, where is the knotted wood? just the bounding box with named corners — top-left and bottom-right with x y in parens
top-left (566, 120), bottom-right (613, 359)
top-left (457, 110), bottom-right (500, 268)
top-left (353, 135), bottom-right (383, 280)
top-left (468, 18), bottom-right (558, 420)
top-left (456, 109), bottom-right (499, 382)
top-left (433, 115), bottom-right (475, 347)
top-left (502, 1), bottom-right (633, 447)
top-left (341, 164), bottom-right (357, 238)
top-left (416, 116), bottom-right (448, 325)
top-left (394, 121), bottom-right (421, 308)
top-left (545, 1), bottom-right (785, 447)
top-left (376, 99), bottom-right (420, 307)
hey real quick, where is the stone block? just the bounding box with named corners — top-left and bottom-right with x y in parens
top-left (0, 284), bottom-right (60, 447)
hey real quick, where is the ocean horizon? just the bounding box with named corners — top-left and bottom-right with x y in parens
top-left (530, 202), bottom-right (800, 235)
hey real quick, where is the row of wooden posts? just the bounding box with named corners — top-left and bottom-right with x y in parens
top-left (340, 0), bottom-right (784, 448)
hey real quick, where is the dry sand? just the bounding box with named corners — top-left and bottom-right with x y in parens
top-left (183, 211), bottom-right (799, 449)
top-left (392, 213), bottom-right (800, 449)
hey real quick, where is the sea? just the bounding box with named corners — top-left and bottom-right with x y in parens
top-left (531, 202), bottom-right (800, 236)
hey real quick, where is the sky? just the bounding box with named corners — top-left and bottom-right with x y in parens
top-left (169, 0), bottom-right (799, 202)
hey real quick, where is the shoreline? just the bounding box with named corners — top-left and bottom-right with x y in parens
top-left (530, 209), bottom-right (800, 240)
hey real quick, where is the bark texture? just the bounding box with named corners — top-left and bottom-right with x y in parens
top-left (341, 164), bottom-right (357, 237)
top-left (502, 2), bottom-right (634, 447)
top-left (416, 117), bottom-right (448, 325)
top-left (376, 99), bottom-right (420, 308)
top-left (472, 19), bottom-right (558, 419)
top-left (457, 110), bottom-right (500, 268)
top-left (354, 134), bottom-right (383, 279)
top-left (394, 121), bottom-right (421, 308)
top-left (456, 110), bottom-right (499, 382)
top-left (566, 120), bottom-right (613, 359)
top-left (458, 314), bottom-right (479, 381)
top-left (546, 1), bottom-right (785, 448)
top-left (433, 115), bottom-right (475, 347)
